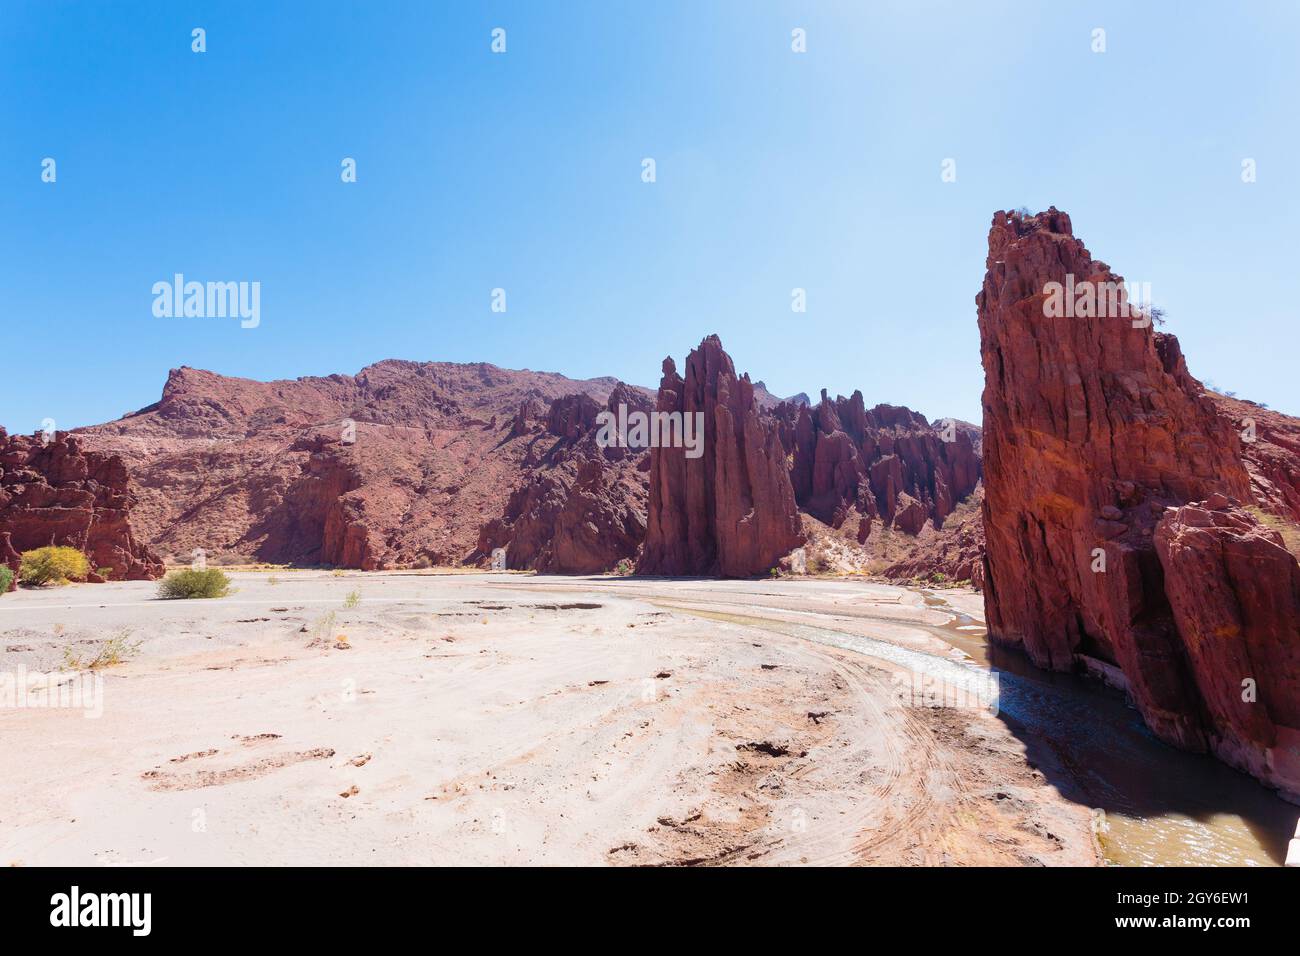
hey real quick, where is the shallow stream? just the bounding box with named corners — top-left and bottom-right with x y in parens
top-left (665, 591), bottom-right (1296, 866)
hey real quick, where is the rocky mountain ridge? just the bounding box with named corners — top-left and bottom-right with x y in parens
top-left (63, 345), bottom-right (977, 578)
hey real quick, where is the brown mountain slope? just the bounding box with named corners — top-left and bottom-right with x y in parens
top-left (1209, 392), bottom-right (1300, 529)
top-left (475, 385), bottom-right (654, 573)
top-left (76, 361), bottom-right (647, 568)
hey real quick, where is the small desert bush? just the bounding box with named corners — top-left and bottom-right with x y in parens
top-left (308, 610), bottom-right (338, 646)
top-left (614, 558), bottom-right (633, 576)
top-left (343, 589), bottom-right (361, 609)
top-left (157, 568), bottom-right (232, 600)
top-left (19, 546), bottom-right (90, 586)
top-left (0, 566), bottom-right (13, 594)
top-left (96, 566), bottom-right (114, 580)
top-left (63, 628), bottom-right (140, 670)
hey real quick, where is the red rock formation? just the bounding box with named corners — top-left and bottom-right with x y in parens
top-left (979, 206), bottom-right (1300, 794)
top-left (639, 335), bottom-right (804, 576)
top-left (774, 392), bottom-right (981, 536)
top-left (69, 346), bottom-right (981, 579)
top-left (270, 434), bottom-right (377, 569)
top-left (892, 492), bottom-right (926, 536)
top-left (0, 428), bottom-right (164, 581)
top-left (882, 485), bottom-right (986, 588)
top-left (1155, 495), bottom-right (1300, 798)
top-left (75, 362), bottom-right (644, 569)
top-left (476, 386), bottom-right (652, 573)
top-left (510, 398), bottom-right (543, 438)
top-left (545, 393), bottom-right (601, 441)
top-left (1210, 393), bottom-right (1300, 524)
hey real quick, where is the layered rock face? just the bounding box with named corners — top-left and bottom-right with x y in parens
top-left (270, 434), bottom-right (373, 568)
top-left (639, 335), bottom-right (804, 576)
top-left (1156, 496), bottom-right (1300, 795)
top-left (0, 428), bottom-right (164, 581)
top-left (775, 391), bottom-right (980, 539)
top-left (475, 386), bottom-right (652, 573)
top-left (979, 206), bottom-right (1300, 796)
top-left (1210, 392), bottom-right (1300, 524)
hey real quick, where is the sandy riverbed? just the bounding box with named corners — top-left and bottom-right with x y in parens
top-left (0, 572), bottom-right (1099, 866)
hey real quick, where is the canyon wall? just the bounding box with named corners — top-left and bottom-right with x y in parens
top-left (68, 343), bottom-right (979, 579)
top-left (1155, 495), bottom-right (1300, 791)
top-left (484, 338), bottom-right (980, 578)
top-left (0, 428), bottom-right (164, 582)
top-left (1210, 392), bottom-right (1300, 524)
top-left (879, 484), bottom-right (987, 587)
top-left (475, 385), bottom-right (652, 573)
top-left (774, 392), bottom-right (980, 541)
top-left (978, 207), bottom-right (1300, 797)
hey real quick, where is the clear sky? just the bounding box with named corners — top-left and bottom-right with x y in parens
top-left (3, 1), bottom-right (1298, 434)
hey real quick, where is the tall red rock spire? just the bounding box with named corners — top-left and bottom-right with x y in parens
top-left (978, 207), bottom-right (1300, 798)
top-left (639, 335), bottom-right (804, 577)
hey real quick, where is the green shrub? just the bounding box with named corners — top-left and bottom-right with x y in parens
top-left (157, 568), bottom-right (232, 600)
top-left (62, 629), bottom-right (140, 670)
top-left (96, 566), bottom-right (114, 580)
top-left (0, 566), bottom-right (13, 594)
top-left (308, 610), bottom-right (337, 646)
top-left (19, 546), bottom-right (90, 586)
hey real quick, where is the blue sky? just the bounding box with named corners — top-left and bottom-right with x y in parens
top-left (2, 1), bottom-right (1298, 433)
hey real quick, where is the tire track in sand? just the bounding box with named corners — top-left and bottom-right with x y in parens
top-left (652, 602), bottom-right (999, 866)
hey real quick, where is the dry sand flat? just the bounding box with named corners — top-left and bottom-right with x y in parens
top-left (0, 572), bottom-right (1098, 866)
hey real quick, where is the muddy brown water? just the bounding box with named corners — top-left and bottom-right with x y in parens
top-left (921, 591), bottom-right (1297, 866)
top-left (665, 592), bottom-right (1296, 866)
